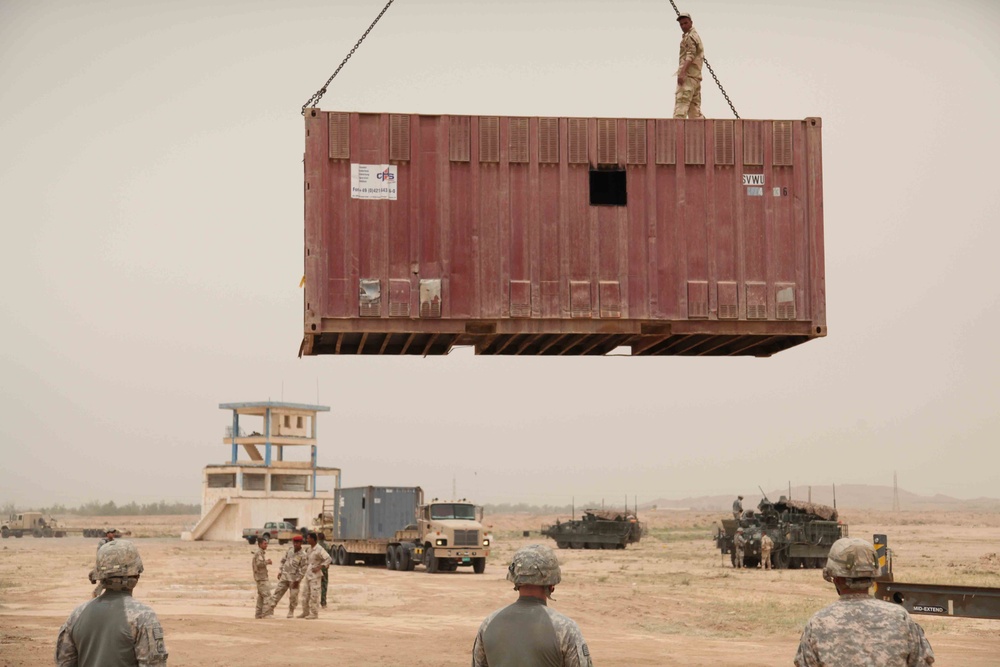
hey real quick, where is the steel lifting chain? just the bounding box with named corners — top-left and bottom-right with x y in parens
top-left (301, 0), bottom-right (398, 115)
top-left (667, 0), bottom-right (740, 118)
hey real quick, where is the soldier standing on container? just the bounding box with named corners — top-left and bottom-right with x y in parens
top-left (794, 537), bottom-right (935, 666)
top-left (263, 534), bottom-right (308, 618)
top-left (673, 12), bottom-right (705, 119)
top-left (252, 537), bottom-right (274, 619)
top-left (299, 532), bottom-right (332, 619)
top-left (56, 540), bottom-right (169, 666)
top-left (472, 544), bottom-right (593, 667)
top-left (732, 496), bottom-right (743, 520)
top-left (760, 532), bottom-right (774, 570)
top-left (734, 528), bottom-right (746, 569)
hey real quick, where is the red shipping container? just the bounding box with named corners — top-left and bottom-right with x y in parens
top-left (302, 111), bottom-right (826, 356)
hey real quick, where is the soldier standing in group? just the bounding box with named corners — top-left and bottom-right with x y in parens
top-left (794, 537), bottom-right (935, 666)
top-left (673, 12), bottom-right (705, 119)
top-left (318, 535), bottom-right (334, 608)
top-left (299, 532), bottom-right (332, 620)
top-left (472, 544), bottom-right (593, 667)
top-left (252, 537), bottom-right (273, 619)
top-left (760, 532), bottom-right (774, 570)
top-left (734, 528), bottom-right (746, 569)
top-left (57, 540), bottom-right (169, 666)
top-left (732, 496), bottom-right (743, 520)
top-left (263, 534), bottom-right (308, 618)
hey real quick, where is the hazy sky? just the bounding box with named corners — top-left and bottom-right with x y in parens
top-left (2, 0), bottom-right (998, 508)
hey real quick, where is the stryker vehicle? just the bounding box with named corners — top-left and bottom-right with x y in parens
top-left (541, 509), bottom-right (643, 549)
top-left (715, 495), bottom-right (847, 568)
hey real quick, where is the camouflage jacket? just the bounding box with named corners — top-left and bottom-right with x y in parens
top-left (794, 595), bottom-right (935, 666)
top-left (304, 543), bottom-right (332, 580)
top-left (278, 546), bottom-right (308, 582)
top-left (677, 27), bottom-right (704, 80)
top-left (473, 596), bottom-right (593, 667)
top-left (56, 589), bottom-right (168, 666)
top-left (252, 548), bottom-right (269, 582)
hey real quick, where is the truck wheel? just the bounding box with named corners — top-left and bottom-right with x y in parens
top-left (247, 536), bottom-right (257, 545)
top-left (43, 528), bottom-right (54, 537)
top-left (773, 549), bottom-right (790, 570)
top-left (336, 545), bottom-right (348, 566)
top-left (1, 527), bottom-right (8, 539)
top-left (398, 547), bottom-right (413, 571)
top-left (386, 545), bottom-right (397, 570)
top-left (425, 547), bottom-right (439, 573)
top-left (32, 530), bottom-right (42, 538)
top-left (14, 531), bottom-right (23, 538)
top-left (555, 541), bottom-right (569, 549)
top-left (602, 543), bottom-right (616, 549)
top-left (473, 557), bottom-right (486, 574)
top-left (570, 541), bottom-right (584, 549)
top-left (262, 533), bottom-right (271, 542)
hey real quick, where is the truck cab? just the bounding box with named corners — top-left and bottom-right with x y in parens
top-left (415, 500), bottom-right (491, 573)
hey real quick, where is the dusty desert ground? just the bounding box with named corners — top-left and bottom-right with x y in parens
top-left (2, 510), bottom-right (999, 666)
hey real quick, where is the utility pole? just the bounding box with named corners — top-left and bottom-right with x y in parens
top-left (893, 471), bottom-right (901, 513)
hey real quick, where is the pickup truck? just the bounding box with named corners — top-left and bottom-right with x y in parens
top-left (242, 521), bottom-right (304, 545)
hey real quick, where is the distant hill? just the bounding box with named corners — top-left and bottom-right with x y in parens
top-left (644, 484), bottom-right (1000, 512)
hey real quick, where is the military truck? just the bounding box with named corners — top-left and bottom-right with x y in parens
top-left (541, 509), bottom-right (643, 549)
top-left (317, 486), bottom-right (491, 573)
top-left (2, 512), bottom-right (67, 538)
top-left (715, 495), bottom-right (847, 568)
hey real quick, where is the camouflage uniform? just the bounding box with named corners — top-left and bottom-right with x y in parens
top-left (252, 546), bottom-right (272, 619)
top-left (56, 590), bottom-right (168, 666)
top-left (734, 531), bottom-right (746, 568)
top-left (263, 544), bottom-right (308, 618)
top-left (794, 596), bottom-right (935, 666)
top-left (760, 533), bottom-right (774, 570)
top-left (473, 544), bottom-right (593, 667)
top-left (90, 536), bottom-right (114, 598)
top-left (300, 542), bottom-right (332, 619)
top-left (673, 26), bottom-right (705, 119)
top-left (732, 497), bottom-right (743, 520)
top-left (318, 539), bottom-right (333, 607)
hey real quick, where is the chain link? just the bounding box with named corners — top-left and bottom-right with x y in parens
top-left (666, 0), bottom-right (739, 118)
top-left (301, 0), bottom-right (398, 115)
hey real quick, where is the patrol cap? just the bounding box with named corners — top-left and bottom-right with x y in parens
top-left (823, 537), bottom-right (879, 582)
top-left (292, 534), bottom-right (303, 542)
top-left (676, 12), bottom-right (691, 21)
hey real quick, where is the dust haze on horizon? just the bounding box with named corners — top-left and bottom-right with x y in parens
top-left (2, 0), bottom-right (998, 510)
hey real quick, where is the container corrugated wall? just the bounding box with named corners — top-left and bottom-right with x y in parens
top-left (334, 486), bottom-right (421, 540)
top-left (303, 111), bottom-right (826, 357)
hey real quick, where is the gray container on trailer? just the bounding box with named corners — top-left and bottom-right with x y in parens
top-left (335, 486), bottom-right (422, 540)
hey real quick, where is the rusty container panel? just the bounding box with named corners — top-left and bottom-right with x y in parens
top-left (302, 111), bottom-right (826, 357)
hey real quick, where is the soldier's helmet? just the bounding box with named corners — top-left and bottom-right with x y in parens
top-left (822, 537), bottom-right (879, 582)
top-left (506, 544), bottom-right (561, 587)
top-left (96, 539), bottom-right (144, 580)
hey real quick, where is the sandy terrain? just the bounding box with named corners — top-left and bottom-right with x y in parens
top-left (2, 510), bottom-right (998, 666)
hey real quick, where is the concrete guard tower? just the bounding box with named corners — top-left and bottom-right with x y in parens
top-left (184, 401), bottom-right (340, 541)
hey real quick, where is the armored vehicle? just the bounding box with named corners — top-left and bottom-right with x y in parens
top-left (715, 496), bottom-right (847, 568)
top-left (541, 509), bottom-right (643, 550)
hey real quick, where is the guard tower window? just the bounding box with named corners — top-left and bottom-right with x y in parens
top-left (296, 416), bottom-right (303, 428)
top-left (589, 169), bottom-right (627, 206)
top-left (283, 415), bottom-right (291, 428)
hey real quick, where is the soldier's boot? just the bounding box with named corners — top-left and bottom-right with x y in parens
top-left (287, 604), bottom-right (296, 619)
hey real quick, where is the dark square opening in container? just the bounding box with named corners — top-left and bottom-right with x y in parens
top-left (589, 169), bottom-right (627, 206)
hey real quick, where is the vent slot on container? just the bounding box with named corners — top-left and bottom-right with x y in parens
top-left (714, 120), bottom-right (735, 166)
top-left (419, 279), bottom-right (442, 318)
top-left (743, 120), bottom-right (763, 166)
top-left (597, 118), bottom-right (617, 165)
top-left (746, 281), bottom-right (767, 320)
top-left (656, 119), bottom-right (677, 165)
top-left (599, 281), bottom-right (622, 318)
top-left (569, 280), bottom-right (592, 318)
top-left (479, 116), bottom-right (500, 163)
top-left (509, 280), bottom-right (531, 318)
top-left (328, 112), bottom-right (350, 159)
top-left (449, 116), bottom-right (471, 162)
top-left (626, 119), bottom-right (647, 165)
top-left (509, 118), bottom-right (529, 164)
top-left (538, 118), bottom-right (559, 164)
top-left (359, 279), bottom-right (382, 317)
top-left (568, 118), bottom-right (588, 164)
top-left (389, 114), bottom-right (410, 161)
top-left (687, 280), bottom-right (709, 318)
top-left (389, 280), bottom-right (411, 317)
top-left (718, 281), bottom-right (738, 319)
top-left (773, 121), bottom-right (793, 166)
top-left (684, 121), bottom-right (706, 165)
top-left (775, 283), bottom-right (797, 320)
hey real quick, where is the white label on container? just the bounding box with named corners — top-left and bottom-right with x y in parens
top-left (773, 187), bottom-right (782, 197)
top-left (743, 174), bottom-right (765, 186)
top-left (351, 164), bottom-right (397, 200)
top-left (747, 187), bottom-right (764, 196)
